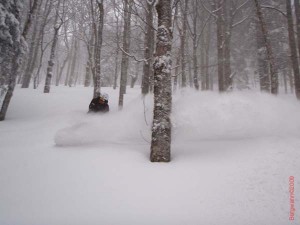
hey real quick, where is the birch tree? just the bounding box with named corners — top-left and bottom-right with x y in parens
top-left (44, 0), bottom-right (63, 93)
top-left (92, 0), bottom-right (104, 98)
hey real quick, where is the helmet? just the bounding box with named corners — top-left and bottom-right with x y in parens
top-left (100, 93), bottom-right (109, 101)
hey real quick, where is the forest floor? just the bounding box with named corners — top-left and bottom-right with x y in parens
top-left (0, 85), bottom-right (300, 225)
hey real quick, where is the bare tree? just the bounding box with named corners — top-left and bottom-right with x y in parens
top-left (89, 0), bottom-right (104, 98)
top-left (253, 0), bottom-right (278, 94)
top-left (44, 0), bottom-right (64, 93)
top-left (118, 0), bottom-right (133, 109)
top-left (141, 1), bottom-right (155, 94)
top-left (150, 0), bottom-right (173, 162)
top-left (180, 0), bottom-right (188, 88)
top-left (294, 0), bottom-right (300, 60)
top-left (21, 0), bottom-right (44, 88)
top-left (286, 0), bottom-right (300, 99)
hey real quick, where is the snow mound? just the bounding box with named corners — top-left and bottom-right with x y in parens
top-left (55, 95), bottom-right (153, 146)
top-left (173, 89), bottom-right (300, 141)
top-left (55, 89), bottom-right (300, 146)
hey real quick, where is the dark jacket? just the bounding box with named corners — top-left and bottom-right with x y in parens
top-left (88, 97), bottom-right (109, 113)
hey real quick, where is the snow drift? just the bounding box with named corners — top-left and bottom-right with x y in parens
top-left (55, 89), bottom-right (300, 147)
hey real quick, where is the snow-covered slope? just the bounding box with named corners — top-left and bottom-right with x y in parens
top-left (0, 85), bottom-right (299, 225)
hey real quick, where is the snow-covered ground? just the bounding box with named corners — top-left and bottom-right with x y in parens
top-left (0, 85), bottom-right (299, 225)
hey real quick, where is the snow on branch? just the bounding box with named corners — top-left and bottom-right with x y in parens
top-left (232, 15), bottom-right (250, 28)
top-left (117, 43), bottom-right (149, 63)
top-left (200, 0), bottom-right (223, 19)
top-left (261, 5), bottom-right (287, 18)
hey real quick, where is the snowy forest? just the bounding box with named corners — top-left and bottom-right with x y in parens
top-left (0, 0), bottom-right (300, 224)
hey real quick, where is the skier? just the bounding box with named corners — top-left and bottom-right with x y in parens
top-left (88, 93), bottom-right (109, 113)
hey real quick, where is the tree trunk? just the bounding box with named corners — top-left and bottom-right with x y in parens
top-left (283, 69), bottom-right (288, 94)
top-left (150, 0), bottom-right (173, 162)
top-left (187, 43), bottom-right (193, 87)
top-left (44, 0), bottom-right (62, 93)
top-left (180, 0), bottom-right (188, 88)
top-left (21, 0), bottom-right (43, 88)
top-left (113, 5), bottom-right (120, 90)
top-left (294, 0), bottom-right (300, 60)
top-left (173, 51), bottom-right (180, 92)
top-left (33, 0), bottom-right (53, 89)
top-left (286, 0), bottom-right (300, 99)
top-left (92, 1), bottom-right (104, 98)
top-left (0, 0), bottom-right (38, 120)
top-left (205, 19), bottom-right (211, 90)
top-left (118, 0), bottom-right (132, 109)
top-left (64, 37), bottom-right (75, 86)
top-left (213, 1), bottom-right (225, 92)
top-left (223, 0), bottom-right (232, 91)
top-left (68, 39), bottom-right (79, 87)
top-left (191, 1), bottom-right (199, 90)
top-left (142, 1), bottom-right (155, 94)
top-left (56, 54), bottom-right (69, 86)
top-left (256, 19), bottom-right (270, 92)
top-left (200, 31), bottom-right (206, 90)
top-left (253, 0), bottom-right (278, 95)
top-left (131, 62), bottom-right (139, 88)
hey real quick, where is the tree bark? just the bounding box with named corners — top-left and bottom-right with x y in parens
top-left (213, 0), bottom-right (225, 92)
top-left (150, 0), bottom-right (173, 162)
top-left (286, 0), bottom-right (300, 99)
top-left (180, 0), bottom-right (188, 88)
top-left (205, 18), bottom-right (211, 90)
top-left (68, 39), bottom-right (79, 87)
top-left (192, 6), bottom-right (199, 90)
top-left (33, 0), bottom-right (53, 89)
top-left (56, 54), bottom-right (69, 86)
top-left (141, 1), bottom-right (155, 94)
top-left (131, 62), bottom-right (139, 88)
top-left (0, 0), bottom-right (38, 120)
top-left (253, 0), bottom-right (278, 95)
top-left (294, 0), bottom-right (300, 60)
top-left (21, 0), bottom-right (43, 88)
top-left (92, 0), bottom-right (104, 98)
top-left (44, 0), bottom-right (62, 93)
top-left (113, 3), bottom-right (120, 90)
top-left (118, 0), bottom-right (132, 109)
top-left (223, 0), bottom-right (232, 91)
top-left (173, 51), bottom-right (180, 92)
top-left (256, 19), bottom-right (270, 92)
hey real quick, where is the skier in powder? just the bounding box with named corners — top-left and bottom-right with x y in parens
top-left (88, 93), bottom-right (109, 113)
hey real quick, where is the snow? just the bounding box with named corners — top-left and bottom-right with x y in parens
top-left (0, 85), bottom-right (300, 225)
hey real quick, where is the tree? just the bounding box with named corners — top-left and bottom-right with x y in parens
top-left (91, 0), bottom-right (104, 98)
top-left (150, 0), bottom-right (173, 162)
top-left (294, 0), bottom-right (300, 60)
top-left (255, 19), bottom-right (270, 92)
top-left (118, 0), bottom-right (133, 109)
top-left (286, 0), bottom-right (300, 99)
top-left (253, 0), bottom-right (278, 95)
top-left (180, 0), bottom-right (188, 88)
top-left (21, 0), bottom-right (44, 88)
top-left (212, 0), bottom-right (225, 92)
top-left (141, 1), bottom-right (155, 94)
top-left (0, 0), bottom-right (38, 121)
top-left (44, 0), bottom-right (63, 93)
